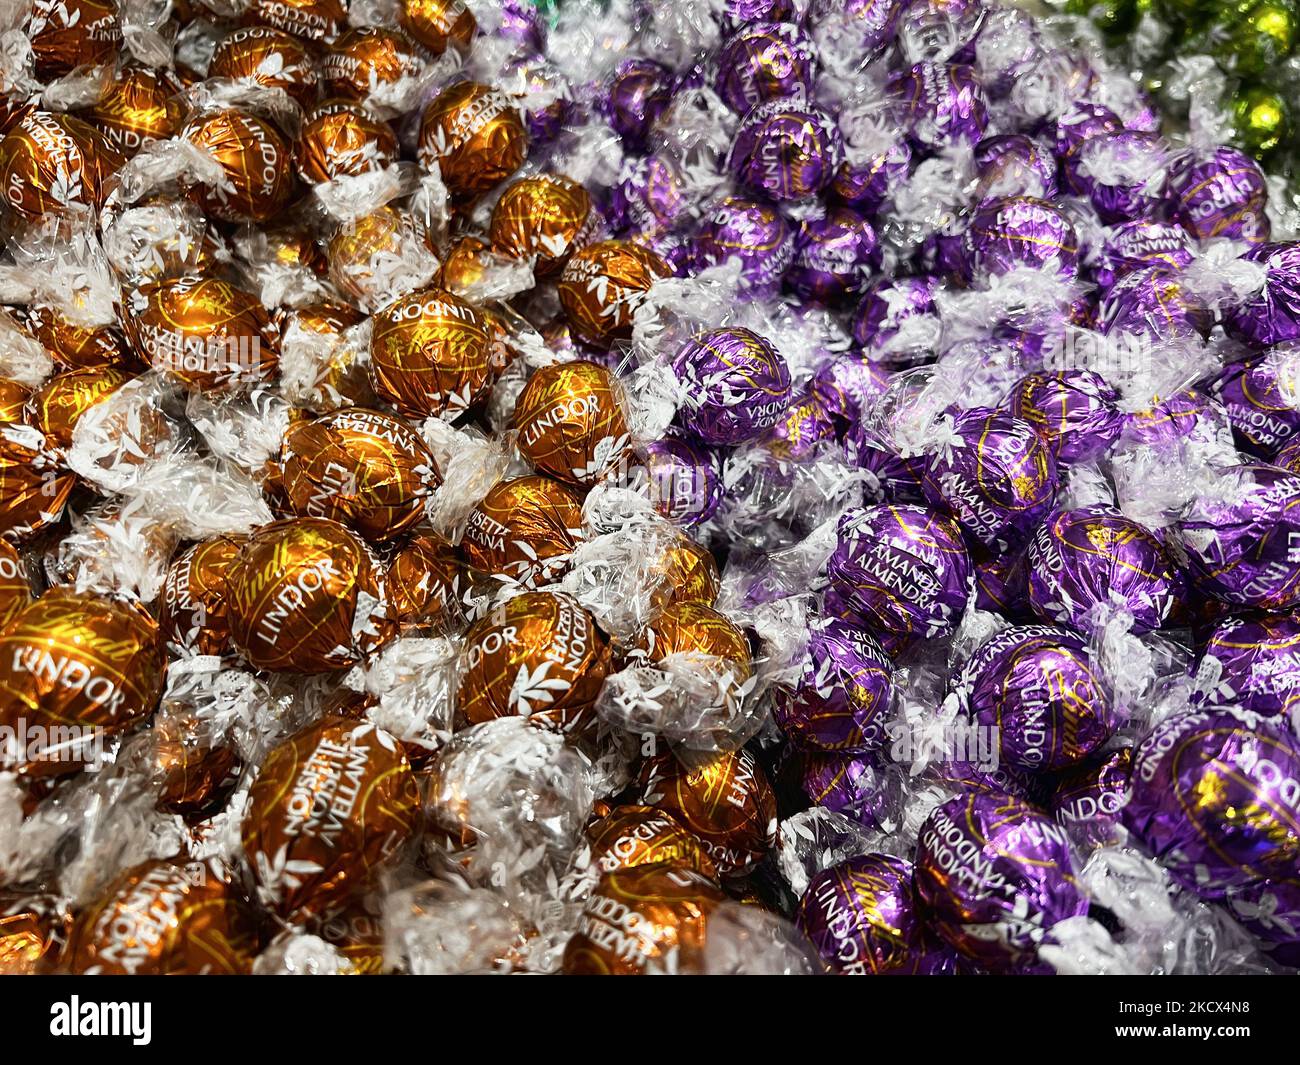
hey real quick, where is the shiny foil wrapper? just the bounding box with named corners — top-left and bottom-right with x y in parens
top-left (608, 153), bottom-right (689, 238)
top-left (810, 352), bottom-right (892, 429)
top-left (297, 100), bottom-right (399, 184)
top-left (772, 616), bottom-right (893, 753)
top-left (418, 81), bottom-right (527, 203)
top-left (0, 110), bottom-right (125, 218)
top-left (962, 196), bottom-right (1079, 280)
top-left (1009, 369), bottom-right (1123, 466)
top-left (0, 588), bottom-right (165, 778)
top-left (915, 790), bottom-right (1087, 971)
top-left (182, 108), bottom-right (296, 223)
top-left (1224, 242), bottom-right (1300, 349)
top-left (692, 196), bottom-right (794, 296)
top-left (650, 536), bottom-right (720, 610)
top-left (227, 517), bottom-right (396, 673)
top-left (1051, 747), bottom-right (1131, 851)
top-left (636, 749), bottom-right (777, 876)
top-left (785, 207), bottom-right (880, 303)
top-left (830, 137), bottom-right (911, 216)
top-left (728, 99), bottom-right (844, 203)
top-left (1094, 220), bottom-right (1195, 290)
top-left (638, 600), bottom-right (752, 676)
top-left (25, 305), bottom-right (129, 370)
top-left (1173, 463), bottom-right (1300, 611)
top-left (29, 0), bottom-right (120, 79)
top-left (460, 474), bottom-right (583, 587)
top-left (828, 503), bottom-right (971, 642)
top-left (27, 367), bottom-right (129, 450)
top-left (1099, 265), bottom-right (1213, 344)
top-left (641, 433), bottom-right (724, 528)
top-left (328, 205), bottom-right (434, 309)
top-left (801, 751), bottom-right (891, 827)
top-left (242, 0), bottom-right (346, 43)
top-left (67, 858), bottom-right (256, 975)
top-left (0, 539), bottom-right (31, 631)
top-left (888, 62), bottom-right (988, 148)
top-left (562, 862), bottom-right (725, 974)
top-left (209, 27), bottom-right (318, 110)
top-left (1211, 353), bottom-right (1300, 458)
top-left (1123, 708), bottom-right (1300, 896)
top-left (0, 379), bottom-right (30, 424)
top-left (322, 27), bottom-right (427, 108)
top-left (159, 535), bottom-right (246, 658)
top-left (0, 424), bottom-right (76, 541)
top-left (87, 65), bottom-right (184, 157)
top-left (400, 0), bottom-right (476, 55)
top-left (457, 590), bottom-right (611, 734)
top-left (513, 360), bottom-right (629, 485)
top-left (277, 301), bottom-right (370, 411)
top-left (602, 59), bottom-right (672, 148)
top-left (153, 713), bottom-right (242, 819)
top-left (126, 275), bottom-right (280, 391)
top-left (713, 21), bottom-right (815, 115)
top-left (671, 327), bottom-right (792, 445)
top-left (369, 287), bottom-right (493, 419)
top-left (923, 407), bottom-right (1058, 551)
top-left (0, 893), bottom-right (70, 974)
top-left (243, 716), bottom-right (421, 920)
top-left (954, 623), bottom-right (1116, 772)
top-left (277, 407), bottom-right (442, 543)
top-left (973, 134), bottom-right (1057, 202)
top-left (490, 174), bottom-right (595, 278)
top-left (1026, 505), bottom-right (1175, 635)
top-left (851, 274), bottom-right (941, 367)
top-left (1167, 146), bottom-right (1269, 244)
top-left (587, 804), bottom-right (717, 878)
top-left (1195, 613), bottom-right (1300, 719)
top-left (1069, 130), bottom-right (1170, 225)
top-left (387, 532), bottom-right (462, 628)
top-left (796, 854), bottom-right (945, 975)
top-left (558, 239), bottom-right (671, 345)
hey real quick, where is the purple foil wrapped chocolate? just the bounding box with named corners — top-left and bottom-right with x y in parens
top-left (801, 751), bottom-right (891, 825)
top-left (954, 623), bottom-right (1116, 772)
top-left (1123, 707), bottom-right (1300, 896)
top-left (672, 326), bottom-right (793, 445)
top-left (1051, 746), bottom-right (1131, 851)
top-left (608, 154), bottom-right (690, 237)
top-left (1210, 353), bottom-right (1300, 458)
top-left (1068, 130), bottom-right (1170, 225)
top-left (603, 59), bottom-right (674, 148)
top-left (692, 195), bottom-right (794, 296)
top-left (1009, 369), bottom-right (1124, 466)
top-left (1098, 265), bottom-right (1213, 343)
top-left (850, 274), bottom-right (942, 367)
top-left (1173, 463), bottom-right (1300, 611)
top-left (1026, 505), bottom-right (1175, 635)
top-left (757, 389), bottom-right (840, 462)
top-left (888, 62), bottom-right (988, 148)
top-left (1094, 220), bottom-right (1194, 290)
top-left (972, 134), bottom-right (1057, 202)
top-left (1194, 613), bottom-right (1300, 719)
top-left (810, 0), bottom-right (902, 53)
top-left (728, 98), bottom-right (844, 202)
top-left (962, 196), bottom-right (1079, 280)
top-left (923, 407), bottom-right (1059, 551)
top-left (1054, 102), bottom-right (1122, 175)
top-left (1224, 878), bottom-right (1300, 967)
top-left (1167, 146), bottom-right (1270, 245)
top-left (973, 547), bottom-right (1031, 620)
top-left (1224, 242), bottom-right (1300, 350)
top-left (830, 134), bottom-right (911, 215)
top-left (642, 432), bottom-right (725, 527)
top-left (713, 21), bottom-right (816, 115)
top-left (810, 352), bottom-right (892, 429)
top-left (915, 790), bottom-right (1088, 971)
top-left (773, 616), bottom-right (893, 752)
top-left (785, 207), bottom-right (880, 303)
top-left (827, 503), bottom-right (971, 640)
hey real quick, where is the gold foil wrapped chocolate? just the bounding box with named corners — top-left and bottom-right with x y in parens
top-left (25, 305), bottom-right (130, 369)
top-left (490, 175), bottom-right (595, 277)
top-left (369, 286), bottom-right (493, 418)
top-left (242, 0), bottom-right (345, 43)
top-left (587, 804), bottom-right (717, 878)
top-left (86, 65), bottom-right (184, 156)
top-left (227, 517), bottom-right (396, 673)
top-left (0, 539), bottom-right (31, 631)
top-left (636, 749), bottom-right (777, 876)
top-left (159, 535), bottom-right (246, 657)
top-left (387, 533), bottom-right (463, 629)
top-left (0, 379), bottom-right (31, 423)
top-left (562, 863), bottom-right (725, 974)
top-left (278, 301), bottom-right (372, 411)
top-left (242, 716), bottom-right (420, 920)
top-left (417, 81), bottom-right (527, 203)
top-left (461, 474), bottom-right (584, 587)
top-left (399, 0), bottom-right (475, 55)
top-left (513, 360), bottom-right (630, 486)
top-left (209, 26), bottom-right (319, 110)
top-left (558, 239), bottom-right (671, 346)
top-left (328, 206), bottom-right (435, 310)
top-left (181, 109), bottom-right (297, 223)
top-left (0, 893), bottom-right (70, 974)
top-left (322, 27), bottom-right (427, 107)
top-left (67, 858), bottom-right (257, 974)
top-left (297, 100), bottom-right (399, 184)
top-left (652, 537), bottom-right (721, 610)
top-left (0, 110), bottom-right (125, 217)
top-left (0, 424), bottom-right (76, 541)
top-left (153, 713), bottom-right (243, 819)
top-left (29, 0), bottom-right (121, 81)
top-left (638, 601), bottom-right (752, 674)
top-left (0, 588), bottom-right (166, 778)
top-left (276, 407), bottom-right (442, 543)
top-left (126, 275), bottom-right (281, 390)
top-left (457, 590), bottom-right (611, 733)
top-left (27, 366), bottom-right (130, 450)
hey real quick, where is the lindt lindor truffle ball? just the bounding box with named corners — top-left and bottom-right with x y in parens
top-left (26, 367), bottom-right (129, 450)
top-left (602, 59), bottom-right (672, 147)
top-left (0, 539), bottom-right (30, 630)
top-left (651, 536), bottom-right (721, 610)
top-left (0, 381), bottom-right (31, 426)
top-left (923, 407), bottom-right (1058, 551)
top-left (915, 790), bottom-right (1087, 971)
top-left (796, 854), bottom-right (942, 975)
top-left (369, 287), bottom-right (493, 419)
top-left (1224, 242), bottom-right (1300, 349)
top-left (692, 196), bottom-right (794, 296)
top-left (1209, 353), bottom-right (1300, 458)
top-left (243, 716), bottom-right (420, 920)
top-left (25, 305), bottom-right (129, 370)
top-left (953, 624), bottom-right (1116, 772)
top-left (0, 589), bottom-right (165, 778)
top-left (66, 859), bottom-right (256, 975)
top-left (1009, 369), bottom-right (1123, 465)
top-left (587, 805), bottom-right (717, 878)
top-left (850, 274), bottom-right (942, 367)
top-left (637, 600), bottom-right (752, 675)
top-left (972, 134), bottom-right (1057, 202)
top-left (558, 239), bottom-right (671, 345)
top-left (784, 207), bottom-right (880, 303)
top-left (810, 352), bottom-right (892, 429)
top-left (399, 0), bottom-right (476, 55)
top-left (772, 617), bottom-right (892, 753)
top-left (460, 475), bottom-right (584, 587)
top-left (181, 109), bottom-right (296, 223)
top-left (827, 503), bottom-right (971, 641)
top-left (636, 749), bottom-right (777, 876)
top-left (1099, 265), bottom-right (1212, 343)
top-left (0, 893), bottom-right (70, 974)
top-left (227, 517), bottom-right (396, 673)
top-left (159, 535), bottom-right (246, 658)
top-left (801, 750), bottom-right (891, 825)
top-left (1173, 463), bottom-right (1300, 611)
top-left (328, 205), bottom-right (435, 310)
top-left (1167, 145), bottom-right (1269, 244)
top-left (728, 99), bottom-right (844, 202)
top-left (0, 110), bottom-right (125, 217)
top-left (1194, 614), bottom-right (1300, 718)
top-left (296, 100), bottom-right (399, 184)
top-left (321, 27), bottom-right (426, 107)
top-left (1051, 747), bottom-right (1131, 850)
top-left (671, 327), bottom-right (792, 445)
top-left (830, 135), bottom-right (911, 215)
top-left (125, 275), bottom-right (281, 391)
top-left (1069, 130), bottom-right (1170, 225)
top-left (29, 0), bottom-right (120, 80)
top-left (641, 433), bottom-right (725, 528)
top-left (0, 424), bottom-right (76, 541)
top-left (242, 0), bottom-right (346, 42)
top-left (1026, 505), bottom-right (1175, 635)
top-left (887, 62), bottom-right (988, 148)
top-left (1123, 708), bottom-right (1300, 896)
top-left (418, 81), bottom-right (527, 203)
top-left (562, 863), bottom-right (726, 974)
top-left (386, 533), bottom-right (462, 628)
top-left (457, 590), bottom-right (611, 734)
top-left (86, 66), bottom-right (184, 157)
top-left (713, 21), bottom-right (816, 115)
top-left (513, 361), bottom-right (629, 486)
top-left (490, 174), bottom-right (596, 278)
top-left (962, 196), bottom-right (1079, 280)
top-left (1093, 220), bottom-right (1194, 290)
top-left (208, 27), bottom-right (318, 110)
top-left (275, 407), bottom-right (441, 543)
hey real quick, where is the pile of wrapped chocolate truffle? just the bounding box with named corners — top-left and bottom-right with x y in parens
top-left (0, 0), bottom-right (1299, 977)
